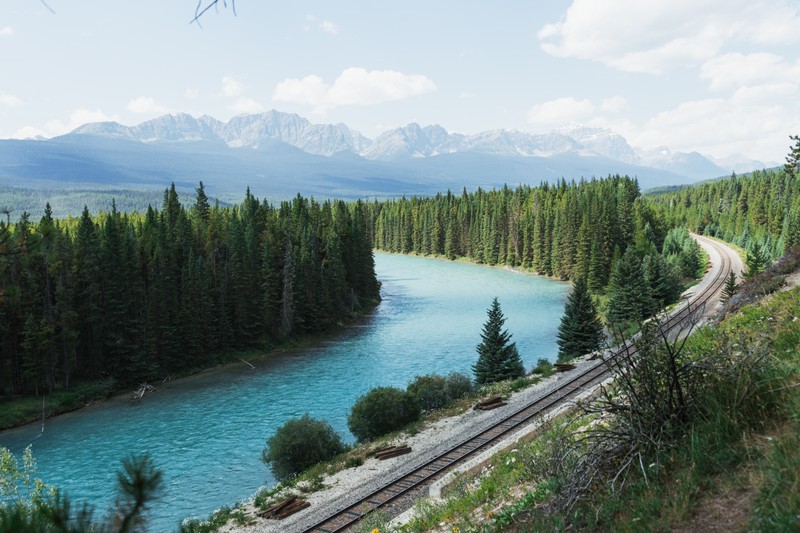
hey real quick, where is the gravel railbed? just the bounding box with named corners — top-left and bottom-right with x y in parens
top-left (228, 236), bottom-right (739, 533)
top-left (225, 359), bottom-right (597, 533)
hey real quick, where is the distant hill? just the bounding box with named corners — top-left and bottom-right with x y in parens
top-left (0, 110), bottom-right (771, 214)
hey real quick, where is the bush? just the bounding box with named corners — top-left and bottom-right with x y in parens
top-left (262, 414), bottom-right (346, 481)
top-left (444, 372), bottom-right (474, 401)
top-left (348, 387), bottom-right (420, 441)
top-left (407, 374), bottom-right (449, 411)
top-left (531, 358), bottom-right (553, 375)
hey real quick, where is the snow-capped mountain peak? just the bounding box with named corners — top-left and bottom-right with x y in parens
top-left (61, 111), bottom-right (768, 180)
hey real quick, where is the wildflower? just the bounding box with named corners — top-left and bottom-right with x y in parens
top-left (371, 528), bottom-right (380, 533)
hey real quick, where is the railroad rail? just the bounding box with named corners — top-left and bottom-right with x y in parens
top-left (301, 236), bottom-right (732, 533)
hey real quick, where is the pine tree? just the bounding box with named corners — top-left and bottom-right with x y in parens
top-left (745, 242), bottom-right (769, 279)
top-left (606, 249), bottom-right (653, 330)
top-left (193, 181), bottom-right (211, 222)
top-left (556, 277), bottom-right (604, 361)
top-left (721, 271), bottom-right (738, 302)
top-left (785, 134), bottom-right (800, 174)
top-left (472, 297), bottom-right (524, 385)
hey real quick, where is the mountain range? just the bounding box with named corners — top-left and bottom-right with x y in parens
top-left (0, 111), bottom-right (775, 208)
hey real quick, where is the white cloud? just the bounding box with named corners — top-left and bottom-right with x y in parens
top-left (600, 96), bottom-right (627, 113)
top-left (0, 26), bottom-right (13, 37)
top-left (305, 15), bottom-right (340, 35)
top-left (12, 125), bottom-right (45, 139)
top-left (229, 97), bottom-right (264, 113)
top-left (273, 67), bottom-right (436, 111)
top-left (274, 75), bottom-right (328, 107)
top-left (220, 75), bottom-right (244, 97)
top-left (539, 0), bottom-right (800, 74)
top-left (0, 93), bottom-right (22, 108)
top-left (184, 88), bottom-right (200, 99)
top-left (527, 97), bottom-right (595, 128)
top-left (700, 53), bottom-right (800, 91)
top-left (43, 108), bottom-right (121, 137)
top-left (127, 96), bottom-right (170, 114)
top-left (731, 83), bottom-right (798, 105)
top-left (319, 20), bottom-right (339, 35)
top-left (12, 109), bottom-right (122, 139)
top-left (635, 96), bottom-right (799, 160)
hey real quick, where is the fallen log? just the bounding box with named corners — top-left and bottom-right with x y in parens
top-left (554, 363), bottom-right (576, 372)
top-left (257, 495), bottom-right (310, 519)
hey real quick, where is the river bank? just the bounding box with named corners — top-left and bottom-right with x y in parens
top-left (0, 298), bottom-right (381, 432)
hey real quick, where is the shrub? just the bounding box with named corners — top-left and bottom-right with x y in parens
top-left (531, 358), bottom-right (553, 375)
top-left (262, 414), bottom-right (346, 481)
top-left (348, 387), bottom-right (420, 441)
top-left (444, 372), bottom-right (474, 401)
top-left (407, 374), bottom-right (449, 411)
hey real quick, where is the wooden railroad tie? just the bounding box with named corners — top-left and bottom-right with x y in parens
top-left (257, 495), bottom-right (310, 520)
top-left (554, 363), bottom-right (576, 372)
top-left (371, 444), bottom-right (412, 460)
top-left (474, 396), bottom-right (507, 410)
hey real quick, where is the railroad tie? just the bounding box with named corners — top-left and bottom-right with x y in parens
top-left (257, 495), bottom-right (310, 520)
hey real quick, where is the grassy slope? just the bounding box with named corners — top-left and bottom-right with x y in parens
top-left (398, 285), bottom-right (800, 533)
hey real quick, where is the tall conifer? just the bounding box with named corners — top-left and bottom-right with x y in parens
top-left (556, 277), bottom-right (604, 361)
top-left (472, 298), bottom-right (524, 385)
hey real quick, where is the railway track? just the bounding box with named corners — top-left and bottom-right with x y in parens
top-left (301, 236), bottom-right (733, 533)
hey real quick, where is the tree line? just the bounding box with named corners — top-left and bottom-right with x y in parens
top-left (367, 176), bottom-right (700, 331)
top-left (649, 166), bottom-right (800, 259)
top-left (0, 183), bottom-right (379, 397)
top-left (368, 176), bottom-right (666, 287)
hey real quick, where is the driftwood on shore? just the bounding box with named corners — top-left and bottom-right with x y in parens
top-left (257, 495), bottom-right (310, 520)
top-left (474, 396), bottom-right (507, 410)
top-left (132, 383), bottom-right (155, 401)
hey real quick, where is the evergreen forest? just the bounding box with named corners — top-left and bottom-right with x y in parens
top-left (651, 167), bottom-right (800, 258)
top-left (0, 184), bottom-right (379, 397)
top-left (4, 164), bottom-right (800, 403)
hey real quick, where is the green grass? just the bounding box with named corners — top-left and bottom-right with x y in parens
top-left (398, 287), bottom-right (800, 533)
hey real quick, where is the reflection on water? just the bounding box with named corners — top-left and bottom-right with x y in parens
top-left (0, 253), bottom-right (567, 531)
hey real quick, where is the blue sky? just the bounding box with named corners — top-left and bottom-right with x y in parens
top-left (1, 0), bottom-right (799, 162)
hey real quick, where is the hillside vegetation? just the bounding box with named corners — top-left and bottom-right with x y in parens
top-left (397, 257), bottom-right (800, 532)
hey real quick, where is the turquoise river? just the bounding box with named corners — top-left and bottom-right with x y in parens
top-left (0, 252), bottom-right (568, 531)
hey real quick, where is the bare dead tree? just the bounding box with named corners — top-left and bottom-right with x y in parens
top-left (192, 0), bottom-right (236, 25)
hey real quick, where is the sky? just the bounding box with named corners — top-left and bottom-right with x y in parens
top-left (1, 0), bottom-right (799, 163)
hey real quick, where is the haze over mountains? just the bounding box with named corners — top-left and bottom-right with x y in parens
top-left (0, 110), bottom-right (775, 210)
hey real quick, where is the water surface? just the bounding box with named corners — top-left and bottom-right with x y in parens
top-left (0, 253), bottom-right (567, 531)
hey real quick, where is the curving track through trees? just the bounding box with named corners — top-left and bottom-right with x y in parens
top-left (299, 236), bottom-right (736, 533)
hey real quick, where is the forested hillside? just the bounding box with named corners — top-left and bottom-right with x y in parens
top-left (0, 184), bottom-right (379, 397)
top-left (650, 167), bottom-right (799, 258)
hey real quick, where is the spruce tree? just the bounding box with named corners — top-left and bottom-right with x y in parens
top-left (556, 277), bottom-right (604, 361)
top-left (472, 297), bottom-right (524, 385)
top-left (785, 134), bottom-right (800, 174)
top-left (745, 242), bottom-right (769, 279)
top-left (606, 248), bottom-right (653, 329)
top-left (721, 271), bottom-right (738, 302)
top-left (193, 181), bottom-right (211, 222)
